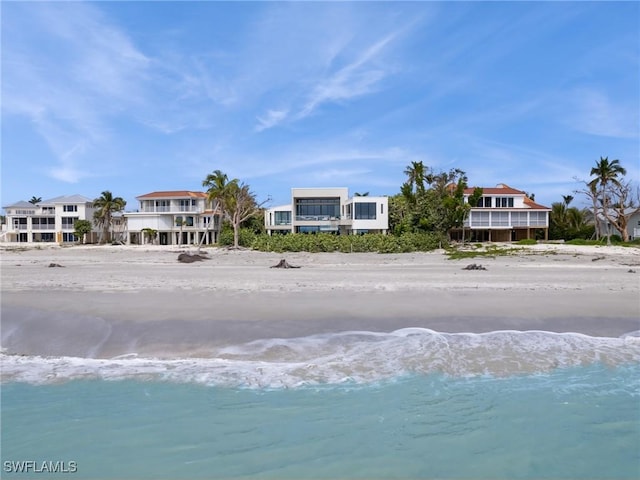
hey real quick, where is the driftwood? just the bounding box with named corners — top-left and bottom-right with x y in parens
top-left (462, 263), bottom-right (486, 271)
top-left (48, 263), bottom-right (64, 268)
top-left (270, 259), bottom-right (301, 269)
top-left (177, 253), bottom-right (207, 263)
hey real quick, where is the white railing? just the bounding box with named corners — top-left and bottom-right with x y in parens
top-left (140, 206), bottom-right (202, 213)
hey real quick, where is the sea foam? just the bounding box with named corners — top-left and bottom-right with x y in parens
top-left (2, 329), bottom-right (639, 388)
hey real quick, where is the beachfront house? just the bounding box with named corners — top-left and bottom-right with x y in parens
top-left (264, 188), bottom-right (389, 235)
top-left (450, 184), bottom-right (551, 242)
top-left (1, 195), bottom-right (97, 244)
top-left (596, 208), bottom-right (640, 242)
top-left (124, 191), bottom-right (222, 245)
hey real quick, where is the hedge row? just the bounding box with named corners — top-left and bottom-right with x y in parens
top-left (248, 232), bottom-right (444, 253)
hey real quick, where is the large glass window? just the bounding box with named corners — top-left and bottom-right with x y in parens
top-left (62, 233), bottom-right (78, 242)
top-left (295, 198), bottom-right (340, 220)
top-left (63, 205), bottom-right (78, 212)
top-left (495, 197), bottom-right (514, 208)
top-left (354, 202), bottom-right (377, 220)
top-left (296, 226), bottom-right (320, 233)
top-left (476, 197), bottom-right (492, 208)
top-left (274, 211), bottom-right (291, 225)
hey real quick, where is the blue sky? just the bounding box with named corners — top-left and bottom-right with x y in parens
top-left (2, 1), bottom-right (638, 211)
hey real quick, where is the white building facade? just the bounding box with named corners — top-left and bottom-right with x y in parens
top-left (455, 184), bottom-right (551, 242)
top-left (1, 195), bottom-right (97, 244)
top-left (264, 188), bottom-right (389, 235)
top-left (124, 191), bottom-right (221, 245)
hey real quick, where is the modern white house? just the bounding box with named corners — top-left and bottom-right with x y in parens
top-left (124, 191), bottom-right (221, 245)
top-left (1, 195), bottom-right (97, 244)
top-left (264, 187), bottom-right (389, 235)
top-left (453, 184), bottom-right (551, 242)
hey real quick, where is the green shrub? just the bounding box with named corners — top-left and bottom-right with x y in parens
top-left (249, 232), bottom-right (443, 253)
top-left (517, 239), bottom-right (537, 245)
top-left (218, 227), bottom-right (256, 247)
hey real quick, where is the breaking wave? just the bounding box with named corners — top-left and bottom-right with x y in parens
top-left (2, 329), bottom-right (640, 388)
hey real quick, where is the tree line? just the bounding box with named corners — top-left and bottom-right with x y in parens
top-left (46, 155), bottom-right (637, 248)
top-left (552, 157), bottom-right (637, 243)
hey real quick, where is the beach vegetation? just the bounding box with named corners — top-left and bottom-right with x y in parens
top-left (92, 191), bottom-right (126, 244)
top-left (445, 244), bottom-right (522, 259)
top-left (565, 237), bottom-right (639, 248)
top-left (549, 196), bottom-right (594, 241)
top-left (390, 161), bottom-right (481, 242)
top-left (516, 238), bottom-right (537, 245)
top-left (218, 226), bottom-right (256, 248)
top-left (251, 232), bottom-right (443, 253)
top-left (201, 170), bottom-right (231, 247)
top-left (73, 219), bottom-right (92, 244)
top-left (583, 157), bottom-right (637, 244)
top-left (202, 170), bottom-right (269, 248)
top-left (29, 196), bottom-right (42, 204)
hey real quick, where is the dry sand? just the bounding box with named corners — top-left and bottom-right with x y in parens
top-left (1, 243), bottom-right (639, 358)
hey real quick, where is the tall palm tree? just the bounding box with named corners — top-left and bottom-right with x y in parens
top-left (589, 157), bottom-right (626, 245)
top-left (562, 195), bottom-right (573, 207)
top-left (403, 161), bottom-right (427, 194)
top-left (29, 196), bottom-right (42, 204)
top-left (92, 191), bottom-right (126, 244)
top-left (202, 170), bottom-right (238, 245)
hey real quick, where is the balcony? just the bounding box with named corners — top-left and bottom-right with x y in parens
top-left (295, 215), bottom-right (340, 222)
top-left (140, 206), bottom-right (203, 213)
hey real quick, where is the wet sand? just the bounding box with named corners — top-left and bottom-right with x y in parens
top-left (1, 244), bottom-right (639, 358)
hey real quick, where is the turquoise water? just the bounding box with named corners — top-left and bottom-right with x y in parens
top-left (2, 329), bottom-right (640, 479)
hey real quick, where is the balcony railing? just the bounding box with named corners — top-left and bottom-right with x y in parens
top-left (295, 215), bottom-right (340, 222)
top-left (141, 206), bottom-right (203, 213)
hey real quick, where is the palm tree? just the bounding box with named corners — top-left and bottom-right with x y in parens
top-left (29, 196), bottom-right (42, 204)
top-left (92, 191), bottom-right (126, 244)
top-left (403, 161), bottom-right (427, 194)
top-left (562, 195), bottom-right (573, 207)
top-left (354, 192), bottom-right (370, 196)
top-left (589, 157), bottom-right (626, 245)
top-left (202, 170), bottom-right (238, 245)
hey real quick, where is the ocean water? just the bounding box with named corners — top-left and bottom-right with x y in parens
top-left (2, 329), bottom-right (640, 479)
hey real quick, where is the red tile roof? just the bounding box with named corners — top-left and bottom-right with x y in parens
top-left (523, 197), bottom-right (551, 210)
top-left (464, 183), bottom-right (525, 195)
top-left (136, 191), bottom-right (208, 199)
top-left (464, 183), bottom-right (550, 209)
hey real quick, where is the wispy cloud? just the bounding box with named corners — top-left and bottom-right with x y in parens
top-left (3, 2), bottom-right (150, 182)
top-left (255, 109), bottom-right (289, 132)
top-left (564, 88), bottom-right (639, 139)
top-left (297, 33), bottom-right (398, 120)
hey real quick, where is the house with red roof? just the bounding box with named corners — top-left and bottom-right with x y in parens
top-left (124, 191), bottom-right (221, 245)
top-left (452, 184), bottom-right (551, 242)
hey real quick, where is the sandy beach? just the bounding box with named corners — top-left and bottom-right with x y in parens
top-left (1, 243), bottom-right (639, 358)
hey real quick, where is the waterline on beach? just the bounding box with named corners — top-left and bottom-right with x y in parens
top-left (3, 328), bottom-right (640, 388)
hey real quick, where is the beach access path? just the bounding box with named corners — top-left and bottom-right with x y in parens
top-left (1, 243), bottom-right (639, 358)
